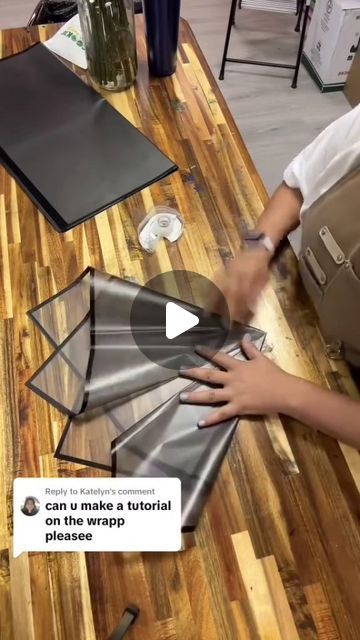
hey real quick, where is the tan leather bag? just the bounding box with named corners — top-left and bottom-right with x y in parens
top-left (299, 166), bottom-right (360, 366)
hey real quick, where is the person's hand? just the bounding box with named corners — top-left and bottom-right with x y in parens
top-left (179, 336), bottom-right (293, 426)
top-left (212, 249), bottom-right (271, 323)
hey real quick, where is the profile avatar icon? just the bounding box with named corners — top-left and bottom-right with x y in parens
top-left (21, 496), bottom-right (40, 516)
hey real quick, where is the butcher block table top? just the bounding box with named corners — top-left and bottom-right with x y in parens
top-left (0, 17), bottom-right (360, 640)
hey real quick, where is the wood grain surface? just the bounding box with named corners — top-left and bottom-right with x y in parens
top-left (0, 18), bottom-right (359, 640)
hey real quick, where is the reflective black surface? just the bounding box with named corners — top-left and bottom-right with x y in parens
top-left (0, 45), bottom-right (177, 231)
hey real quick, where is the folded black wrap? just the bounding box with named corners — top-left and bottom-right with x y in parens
top-left (27, 268), bottom-right (266, 530)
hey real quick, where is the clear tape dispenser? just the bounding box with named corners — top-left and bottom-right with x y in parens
top-left (138, 206), bottom-right (184, 254)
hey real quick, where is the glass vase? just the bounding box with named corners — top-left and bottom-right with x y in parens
top-left (78, 0), bottom-right (137, 92)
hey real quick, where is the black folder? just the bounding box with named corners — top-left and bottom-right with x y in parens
top-left (0, 44), bottom-right (177, 232)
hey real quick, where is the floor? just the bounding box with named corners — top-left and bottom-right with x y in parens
top-left (0, 0), bottom-right (350, 194)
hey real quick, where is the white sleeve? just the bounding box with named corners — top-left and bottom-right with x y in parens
top-left (283, 104), bottom-right (360, 198)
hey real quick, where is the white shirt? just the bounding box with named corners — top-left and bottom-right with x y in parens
top-left (283, 104), bottom-right (360, 255)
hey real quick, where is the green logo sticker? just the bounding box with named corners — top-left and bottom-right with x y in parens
top-left (62, 29), bottom-right (85, 51)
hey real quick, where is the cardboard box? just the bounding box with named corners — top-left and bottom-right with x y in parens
top-left (303, 0), bottom-right (360, 92)
top-left (344, 48), bottom-right (360, 104)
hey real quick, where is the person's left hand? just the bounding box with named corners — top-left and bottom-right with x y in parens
top-left (179, 336), bottom-right (293, 427)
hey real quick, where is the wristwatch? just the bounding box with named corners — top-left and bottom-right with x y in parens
top-left (243, 231), bottom-right (275, 257)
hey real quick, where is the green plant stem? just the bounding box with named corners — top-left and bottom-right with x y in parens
top-left (84, 0), bottom-right (136, 89)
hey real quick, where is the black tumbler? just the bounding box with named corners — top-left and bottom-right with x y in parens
top-left (143, 0), bottom-right (181, 77)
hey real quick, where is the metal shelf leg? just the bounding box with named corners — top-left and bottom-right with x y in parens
top-left (292, 0), bottom-right (310, 88)
top-left (219, 0), bottom-right (238, 80)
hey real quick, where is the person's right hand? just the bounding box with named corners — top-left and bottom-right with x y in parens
top-left (212, 248), bottom-right (271, 323)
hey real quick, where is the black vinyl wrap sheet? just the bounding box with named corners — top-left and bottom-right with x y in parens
top-left (27, 268), bottom-right (266, 531)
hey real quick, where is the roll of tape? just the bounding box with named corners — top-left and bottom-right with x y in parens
top-left (138, 206), bottom-right (184, 253)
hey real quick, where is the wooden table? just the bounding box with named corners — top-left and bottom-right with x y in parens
top-left (0, 17), bottom-right (360, 640)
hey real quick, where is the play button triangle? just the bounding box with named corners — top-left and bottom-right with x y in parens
top-left (165, 302), bottom-right (199, 340)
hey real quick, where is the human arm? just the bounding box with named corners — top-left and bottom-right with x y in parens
top-left (218, 105), bottom-right (360, 322)
top-left (215, 181), bottom-right (303, 321)
top-left (180, 338), bottom-right (360, 449)
top-left (283, 375), bottom-right (360, 447)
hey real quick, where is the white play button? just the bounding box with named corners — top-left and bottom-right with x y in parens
top-left (165, 302), bottom-right (199, 340)
top-left (130, 270), bottom-right (235, 370)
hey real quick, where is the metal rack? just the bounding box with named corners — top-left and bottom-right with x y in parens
top-left (219, 0), bottom-right (311, 88)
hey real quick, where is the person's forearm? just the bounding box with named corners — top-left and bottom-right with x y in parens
top-left (283, 376), bottom-right (360, 448)
top-left (255, 182), bottom-right (303, 250)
